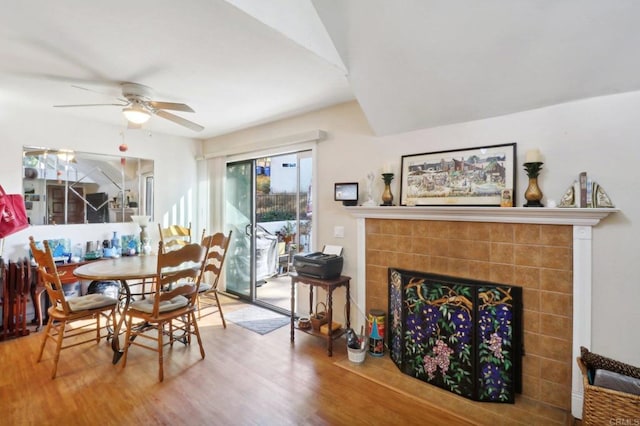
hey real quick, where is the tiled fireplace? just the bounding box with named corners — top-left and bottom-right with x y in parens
top-left (347, 206), bottom-right (616, 421)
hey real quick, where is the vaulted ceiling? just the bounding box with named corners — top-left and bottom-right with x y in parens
top-left (2, 1), bottom-right (639, 140)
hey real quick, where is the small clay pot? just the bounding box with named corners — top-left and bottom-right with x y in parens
top-left (298, 317), bottom-right (311, 330)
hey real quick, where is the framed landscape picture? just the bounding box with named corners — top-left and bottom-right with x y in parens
top-left (400, 143), bottom-right (516, 206)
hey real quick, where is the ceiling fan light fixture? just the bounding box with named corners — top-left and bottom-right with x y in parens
top-left (56, 83), bottom-right (202, 131)
top-left (122, 105), bottom-right (151, 124)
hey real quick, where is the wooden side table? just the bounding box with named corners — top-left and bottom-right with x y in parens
top-left (289, 273), bottom-right (351, 356)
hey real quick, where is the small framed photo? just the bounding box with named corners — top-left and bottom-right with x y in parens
top-left (25, 201), bottom-right (33, 210)
top-left (400, 143), bottom-right (517, 206)
top-left (500, 189), bottom-right (513, 207)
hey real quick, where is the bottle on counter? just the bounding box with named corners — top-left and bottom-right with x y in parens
top-left (111, 232), bottom-right (119, 249)
top-left (111, 231), bottom-right (121, 256)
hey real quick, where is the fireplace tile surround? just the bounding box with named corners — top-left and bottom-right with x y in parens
top-left (347, 206), bottom-right (617, 422)
top-left (369, 218), bottom-right (573, 410)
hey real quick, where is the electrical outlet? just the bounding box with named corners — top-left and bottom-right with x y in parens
top-left (334, 226), bottom-right (345, 238)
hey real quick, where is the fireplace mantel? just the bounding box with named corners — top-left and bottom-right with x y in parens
top-left (347, 205), bottom-right (618, 419)
top-left (346, 206), bottom-right (617, 226)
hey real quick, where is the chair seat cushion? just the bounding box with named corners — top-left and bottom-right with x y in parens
top-left (67, 294), bottom-right (118, 312)
top-left (198, 282), bottom-right (212, 293)
top-left (129, 295), bottom-right (189, 314)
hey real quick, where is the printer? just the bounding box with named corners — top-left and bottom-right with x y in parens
top-left (293, 245), bottom-right (343, 279)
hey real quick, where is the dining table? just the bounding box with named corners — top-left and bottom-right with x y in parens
top-left (74, 255), bottom-right (158, 364)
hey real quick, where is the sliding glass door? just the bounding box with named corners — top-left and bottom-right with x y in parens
top-left (224, 160), bottom-right (253, 297)
top-left (224, 150), bottom-right (313, 311)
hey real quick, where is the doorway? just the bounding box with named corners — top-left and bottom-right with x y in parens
top-left (47, 185), bottom-right (85, 224)
top-left (224, 151), bottom-right (312, 313)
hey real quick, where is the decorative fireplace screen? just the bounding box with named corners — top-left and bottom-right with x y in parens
top-left (388, 268), bottom-right (523, 403)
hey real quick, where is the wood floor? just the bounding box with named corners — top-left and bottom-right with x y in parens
top-left (0, 297), bottom-right (477, 425)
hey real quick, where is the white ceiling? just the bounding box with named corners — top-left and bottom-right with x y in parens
top-left (2, 1), bottom-right (640, 140)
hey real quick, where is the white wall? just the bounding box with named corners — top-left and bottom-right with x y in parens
top-left (0, 105), bottom-right (202, 259)
top-left (204, 95), bottom-right (640, 366)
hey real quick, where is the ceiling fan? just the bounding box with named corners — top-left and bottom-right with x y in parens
top-left (53, 82), bottom-right (204, 132)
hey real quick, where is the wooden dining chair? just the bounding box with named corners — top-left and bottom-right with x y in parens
top-left (196, 230), bottom-right (232, 326)
top-left (158, 222), bottom-right (192, 252)
top-left (28, 236), bottom-right (118, 379)
top-left (121, 240), bottom-right (208, 382)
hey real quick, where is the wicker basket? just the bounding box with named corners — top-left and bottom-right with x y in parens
top-left (310, 302), bottom-right (329, 331)
top-left (577, 357), bottom-right (640, 424)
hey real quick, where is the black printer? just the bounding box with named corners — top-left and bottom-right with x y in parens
top-left (293, 252), bottom-right (343, 280)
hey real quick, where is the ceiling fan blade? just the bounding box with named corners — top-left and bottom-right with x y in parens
top-left (2, 71), bottom-right (123, 89)
top-left (148, 101), bottom-right (194, 112)
top-left (154, 109), bottom-right (204, 132)
top-left (53, 103), bottom-right (128, 108)
top-left (71, 84), bottom-right (128, 103)
top-left (71, 84), bottom-right (109, 94)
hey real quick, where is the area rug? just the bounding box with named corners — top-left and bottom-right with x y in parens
top-left (224, 305), bottom-right (290, 335)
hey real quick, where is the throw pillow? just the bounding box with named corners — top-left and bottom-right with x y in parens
top-left (581, 346), bottom-right (640, 380)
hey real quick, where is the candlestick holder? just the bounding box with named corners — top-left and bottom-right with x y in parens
top-left (523, 162), bottom-right (544, 207)
top-left (381, 173), bottom-right (394, 206)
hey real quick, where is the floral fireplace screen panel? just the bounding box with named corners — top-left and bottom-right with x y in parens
top-left (388, 268), bottom-right (523, 403)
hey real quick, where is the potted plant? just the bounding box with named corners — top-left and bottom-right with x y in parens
top-left (279, 221), bottom-right (296, 244)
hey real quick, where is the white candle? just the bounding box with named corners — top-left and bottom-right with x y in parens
top-left (525, 149), bottom-right (542, 163)
top-left (383, 163), bottom-right (392, 173)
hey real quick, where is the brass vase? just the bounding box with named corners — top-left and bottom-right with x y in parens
top-left (381, 173), bottom-right (394, 206)
top-left (523, 162), bottom-right (544, 207)
top-left (524, 177), bottom-right (543, 207)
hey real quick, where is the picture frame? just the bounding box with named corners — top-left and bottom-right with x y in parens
top-left (500, 189), bottom-right (514, 207)
top-left (400, 143), bottom-right (517, 206)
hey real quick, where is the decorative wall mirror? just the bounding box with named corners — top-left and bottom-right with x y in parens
top-left (22, 146), bottom-right (154, 225)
